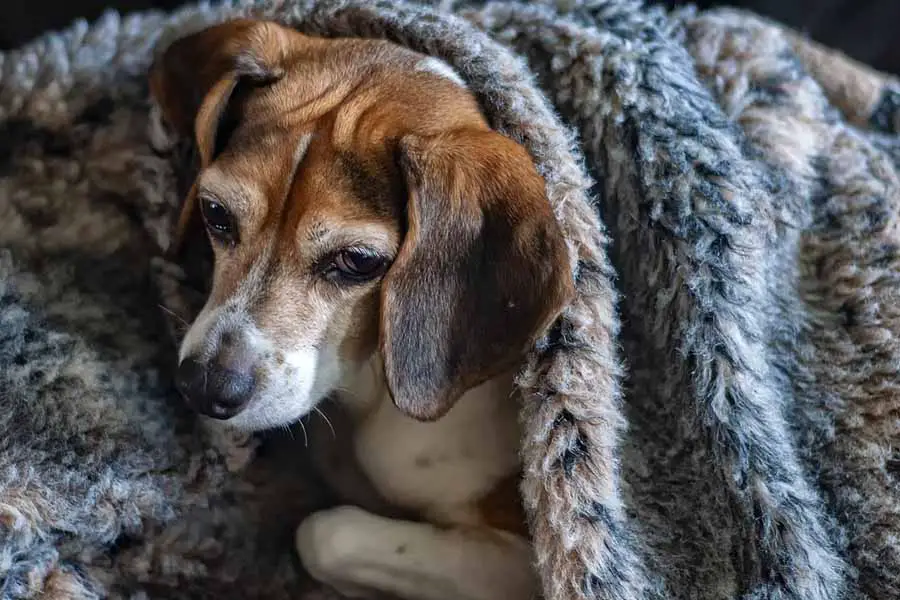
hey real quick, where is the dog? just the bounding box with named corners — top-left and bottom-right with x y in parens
top-left (150, 19), bottom-right (574, 600)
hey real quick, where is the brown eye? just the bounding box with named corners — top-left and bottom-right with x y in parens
top-left (332, 248), bottom-right (387, 282)
top-left (200, 198), bottom-right (237, 244)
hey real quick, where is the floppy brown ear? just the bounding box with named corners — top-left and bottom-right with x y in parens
top-left (149, 19), bottom-right (290, 255)
top-left (380, 130), bottom-right (575, 421)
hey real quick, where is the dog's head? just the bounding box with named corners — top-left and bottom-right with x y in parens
top-left (151, 19), bottom-right (574, 430)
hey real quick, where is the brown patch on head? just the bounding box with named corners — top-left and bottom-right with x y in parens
top-left (335, 150), bottom-right (398, 219)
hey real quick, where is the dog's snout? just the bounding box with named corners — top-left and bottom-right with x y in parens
top-left (176, 356), bottom-right (256, 420)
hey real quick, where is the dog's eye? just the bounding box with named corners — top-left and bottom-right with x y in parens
top-left (332, 248), bottom-right (388, 281)
top-left (200, 199), bottom-right (237, 243)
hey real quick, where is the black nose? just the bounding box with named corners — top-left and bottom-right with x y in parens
top-left (175, 357), bottom-right (255, 419)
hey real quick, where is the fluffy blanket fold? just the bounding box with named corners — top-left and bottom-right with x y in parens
top-left (3, 1), bottom-right (900, 599)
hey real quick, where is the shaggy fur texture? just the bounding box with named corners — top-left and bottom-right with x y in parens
top-left (2, 0), bottom-right (900, 598)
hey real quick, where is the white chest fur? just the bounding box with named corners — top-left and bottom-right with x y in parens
top-left (340, 369), bottom-right (522, 525)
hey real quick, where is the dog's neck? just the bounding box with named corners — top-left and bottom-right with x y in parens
top-left (330, 353), bottom-right (524, 525)
top-left (336, 355), bottom-right (391, 422)
top-left (335, 354), bottom-right (518, 423)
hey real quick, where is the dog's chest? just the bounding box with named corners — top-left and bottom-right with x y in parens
top-left (351, 377), bottom-right (521, 523)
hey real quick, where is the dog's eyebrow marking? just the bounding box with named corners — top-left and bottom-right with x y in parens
top-left (306, 222), bottom-right (399, 256)
top-left (415, 57), bottom-right (467, 88)
top-left (307, 220), bottom-right (329, 243)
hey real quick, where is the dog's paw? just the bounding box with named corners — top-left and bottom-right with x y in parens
top-left (296, 506), bottom-right (373, 598)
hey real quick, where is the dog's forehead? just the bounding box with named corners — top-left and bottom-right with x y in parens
top-left (198, 123), bottom-right (305, 198)
top-left (290, 141), bottom-right (402, 221)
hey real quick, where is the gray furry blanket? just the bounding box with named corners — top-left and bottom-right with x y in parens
top-left (4, 1), bottom-right (900, 599)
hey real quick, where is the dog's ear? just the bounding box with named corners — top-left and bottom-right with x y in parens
top-left (150, 18), bottom-right (289, 162)
top-left (149, 19), bottom-right (290, 255)
top-left (380, 130), bottom-right (575, 421)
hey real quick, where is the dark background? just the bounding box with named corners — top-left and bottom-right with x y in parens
top-left (2, 1), bottom-right (900, 74)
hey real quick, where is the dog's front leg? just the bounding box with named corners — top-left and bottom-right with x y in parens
top-left (306, 402), bottom-right (413, 521)
top-left (296, 506), bottom-right (538, 600)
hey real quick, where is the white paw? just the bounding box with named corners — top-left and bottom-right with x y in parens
top-left (296, 506), bottom-right (374, 597)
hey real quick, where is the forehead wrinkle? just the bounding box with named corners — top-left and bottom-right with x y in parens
top-left (286, 133), bottom-right (314, 194)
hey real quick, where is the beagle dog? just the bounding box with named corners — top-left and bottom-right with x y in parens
top-left (150, 19), bottom-right (573, 600)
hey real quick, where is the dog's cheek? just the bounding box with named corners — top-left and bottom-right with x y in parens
top-left (335, 288), bottom-right (382, 364)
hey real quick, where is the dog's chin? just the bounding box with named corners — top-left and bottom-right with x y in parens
top-left (211, 389), bottom-right (324, 433)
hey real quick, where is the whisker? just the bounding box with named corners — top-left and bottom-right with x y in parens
top-left (314, 406), bottom-right (336, 440)
top-left (158, 303), bottom-right (190, 327)
top-left (298, 419), bottom-right (309, 448)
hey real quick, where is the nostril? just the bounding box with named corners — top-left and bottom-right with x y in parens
top-left (175, 358), bottom-right (205, 397)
